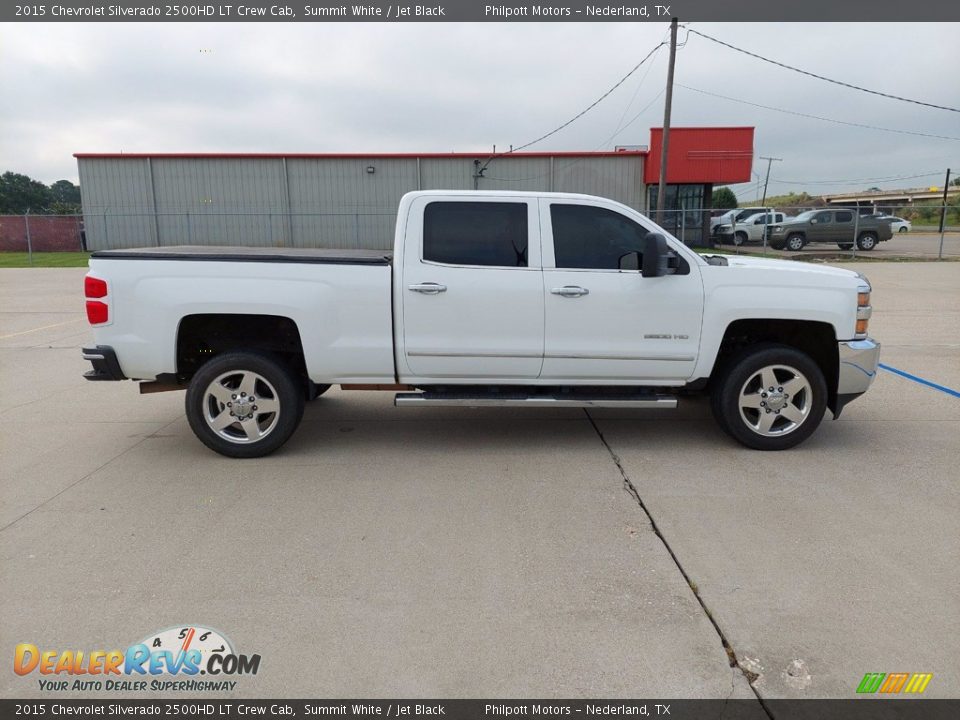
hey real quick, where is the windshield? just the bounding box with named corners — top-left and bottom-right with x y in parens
top-left (793, 210), bottom-right (817, 221)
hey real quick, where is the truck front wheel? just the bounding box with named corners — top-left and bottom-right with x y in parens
top-left (185, 351), bottom-right (305, 458)
top-left (711, 344), bottom-right (827, 451)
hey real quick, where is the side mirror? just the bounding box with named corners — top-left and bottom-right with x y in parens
top-left (618, 251), bottom-right (640, 271)
top-left (640, 233), bottom-right (676, 278)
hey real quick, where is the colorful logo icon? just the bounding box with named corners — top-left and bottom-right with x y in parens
top-left (856, 672), bottom-right (933, 694)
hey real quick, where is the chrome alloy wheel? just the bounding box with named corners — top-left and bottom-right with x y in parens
top-left (202, 370), bottom-right (281, 444)
top-left (737, 364), bottom-right (812, 437)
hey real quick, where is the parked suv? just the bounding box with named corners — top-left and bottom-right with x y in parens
top-left (768, 209), bottom-right (893, 251)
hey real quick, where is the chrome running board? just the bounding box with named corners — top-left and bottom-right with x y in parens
top-left (394, 392), bottom-right (677, 409)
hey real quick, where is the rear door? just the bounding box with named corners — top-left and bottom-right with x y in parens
top-left (833, 210), bottom-right (855, 243)
top-left (539, 199), bottom-right (703, 382)
top-left (398, 195), bottom-right (544, 380)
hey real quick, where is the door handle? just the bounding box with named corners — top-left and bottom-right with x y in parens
top-left (408, 282), bottom-right (447, 294)
top-left (551, 286), bottom-right (589, 298)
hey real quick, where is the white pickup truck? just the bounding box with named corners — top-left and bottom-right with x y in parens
top-left (716, 211), bottom-right (792, 246)
top-left (82, 190), bottom-right (880, 457)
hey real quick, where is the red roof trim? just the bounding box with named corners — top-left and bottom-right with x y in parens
top-left (73, 151), bottom-right (647, 160)
top-left (649, 126), bottom-right (756, 131)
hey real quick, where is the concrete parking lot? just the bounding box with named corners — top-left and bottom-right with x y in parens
top-left (1, 261), bottom-right (957, 702)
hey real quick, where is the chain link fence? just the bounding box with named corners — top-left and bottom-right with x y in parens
top-left (2, 204), bottom-right (957, 264)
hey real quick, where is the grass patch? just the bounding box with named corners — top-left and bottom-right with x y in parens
top-left (0, 252), bottom-right (91, 268)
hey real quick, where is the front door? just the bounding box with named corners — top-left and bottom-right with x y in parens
top-left (809, 211), bottom-right (833, 242)
top-left (399, 196), bottom-right (544, 380)
top-left (539, 200), bottom-right (703, 382)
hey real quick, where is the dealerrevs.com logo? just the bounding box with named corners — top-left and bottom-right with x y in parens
top-left (14, 625), bottom-right (261, 692)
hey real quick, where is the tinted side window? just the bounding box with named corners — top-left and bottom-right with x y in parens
top-left (551, 204), bottom-right (650, 270)
top-left (815, 212), bottom-right (832, 223)
top-left (423, 202), bottom-right (528, 267)
top-left (835, 211), bottom-right (854, 223)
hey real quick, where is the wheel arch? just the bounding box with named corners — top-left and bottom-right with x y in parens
top-left (710, 318), bottom-right (840, 414)
top-left (176, 313), bottom-right (308, 390)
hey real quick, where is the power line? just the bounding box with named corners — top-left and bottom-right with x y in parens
top-left (677, 84), bottom-right (960, 142)
top-left (474, 41), bottom-right (666, 183)
top-left (611, 34), bottom-right (665, 138)
top-left (499, 42), bottom-right (666, 157)
top-left (483, 90), bottom-right (665, 183)
top-left (687, 28), bottom-right (960, 114)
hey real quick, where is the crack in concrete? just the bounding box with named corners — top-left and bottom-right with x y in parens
top-left (584, 409), bottom-right (775, 719)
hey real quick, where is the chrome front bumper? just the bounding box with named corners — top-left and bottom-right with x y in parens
top-left (837, 338), bottom-right (881, 396)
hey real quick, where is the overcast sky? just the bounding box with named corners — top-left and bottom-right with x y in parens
top-left (2, 22), bottom-right (958, 197)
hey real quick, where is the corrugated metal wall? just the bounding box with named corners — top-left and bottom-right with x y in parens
top-left (77, 154), bottom-right (646, 250)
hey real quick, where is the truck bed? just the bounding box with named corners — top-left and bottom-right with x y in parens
top-left (91, 245), bottom-right (393, 265)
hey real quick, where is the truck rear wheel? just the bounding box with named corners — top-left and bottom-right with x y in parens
top-left (185, 351), bottom-right (305, 458)
top-left (711, 344), bottom-right (827, 451)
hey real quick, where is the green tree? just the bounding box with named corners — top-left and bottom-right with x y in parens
top-left (0, 172), bottom-right (52, 214)
top-left (49, 179), bottom-right (81, 206)
top-left (712, 186), bottom-right (738, 210)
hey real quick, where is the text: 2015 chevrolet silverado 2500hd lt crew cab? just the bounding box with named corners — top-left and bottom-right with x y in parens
top-left (82, 191), bottom-right (881, 458)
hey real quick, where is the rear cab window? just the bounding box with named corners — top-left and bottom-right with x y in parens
top-left (423, 202), bottom-right (528, 267)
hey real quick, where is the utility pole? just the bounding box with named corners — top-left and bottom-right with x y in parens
top-left (656, 16), bottom-right (679, 224)
top-left (938, 168), bottom-right (951, 260)
top-left (759, 156), bottom-right (782, 206)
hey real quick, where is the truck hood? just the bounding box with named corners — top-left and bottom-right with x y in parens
top-left (703, 253), bottom-right (862, 280)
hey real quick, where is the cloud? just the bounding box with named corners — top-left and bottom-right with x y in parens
top-left (1, 21), bottom-right (957, 196)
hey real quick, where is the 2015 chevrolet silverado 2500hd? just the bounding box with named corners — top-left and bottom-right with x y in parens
top-left (82, 190), bottom-right (881, 458)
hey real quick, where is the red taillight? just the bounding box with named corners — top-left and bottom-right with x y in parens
top-left (86, 301), bottom-right (109, 325)
top-left (85, 276), bottom-right (108, 298)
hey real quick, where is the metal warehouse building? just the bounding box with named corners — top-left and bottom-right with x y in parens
top-left (75, 127), bottom-right (753, 251)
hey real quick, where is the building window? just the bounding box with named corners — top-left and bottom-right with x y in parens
top-left (647, 184), bottom-right (705, 231)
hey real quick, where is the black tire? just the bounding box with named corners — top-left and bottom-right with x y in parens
top-left (837, 243), bottom-right (853, 250)
top-left (857, 233), bottom-right (878, 251)
top-left (786, 233), bottom-right (806, 252)
top-left (185, 351), bottom-right (305, 458)
top-left (898, 226), bottom-right (908, 233)
top-left (711, 344), bottom-right (827, 451)
top-left (733, 231), bottom-right (748, 246)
